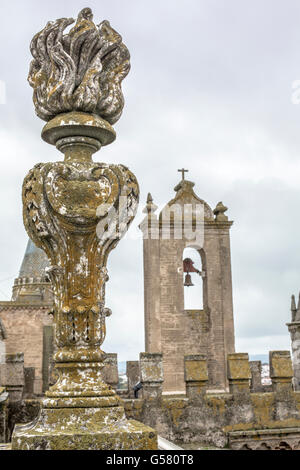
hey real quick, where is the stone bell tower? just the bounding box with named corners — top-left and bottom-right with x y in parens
top-left (140, 171), bottom-right (235, 393)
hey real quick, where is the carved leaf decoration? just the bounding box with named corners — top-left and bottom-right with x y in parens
top-left (22, 161), bottom-right (139, 348)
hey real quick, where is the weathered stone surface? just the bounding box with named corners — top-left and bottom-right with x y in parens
top-left (120, 351), bottom-right (300, 448)
top-left (12, 406), bottom-right (156, 450)
top-left (0, 304), bottom-right (53, 394)
top-left (11, 7), bottom-right (157, 450)
top-left (0, 387), bottom-right (9, 443)
top-left (227, 353), bottom-right (251, 394)
top-left (269, 351), bottom-right (293, 393)
top-left (0, 240), bottom-right (54, 395)
top-left (28, 8), bottom-right (130, 124)
top-left (287, 297), bottom-right (300, 391)
top-left (249, 361), bottom-right (263, 392)
top-left (228, 428), bottom-right (300, 450)
top-left (0, 318), bottom-right (6, 364)
top-left (0, 353), bottom-right (25, 401)
top-left (184, 355), bottom-right (208, 398)
top-left (12, 240), bottom-right (53, 305)
top-left (126, 361), bottom-right (140, 398)
top-left (8, 399), bottom-right (40, 442)
top-left (102, 353), bottom-right (119, 391)
top-left (13, 377), bottom-right (300, 450)
top-left (24, 368), bottom-right (35, 398)
top-left (0, 319), bottom-right (6, 371)
top-left (123, 387), bottom-right (300, 448)
top-left (8, 350), bottom-right (300, 449)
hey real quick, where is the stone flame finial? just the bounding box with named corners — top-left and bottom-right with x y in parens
top-left (28, 8), bottom-right (130, 123)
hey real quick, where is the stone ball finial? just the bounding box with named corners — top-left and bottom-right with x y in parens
top-left (28, 8), bottom-right (130, 124)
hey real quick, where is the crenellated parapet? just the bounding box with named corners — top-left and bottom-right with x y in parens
top-left (184, 355), bottom-right (208, 398)
top-left (0, 387), bottom-right (9, 444)
top-left (0, 354), bottom-right (25, 402)
top-left (227, 353), bottom-right (251, 395)
top-left (121, 350), bottom-right (300, 449)
top-left (5, 349), bottom-right (300, 449)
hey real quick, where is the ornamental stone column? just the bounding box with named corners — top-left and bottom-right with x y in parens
top-left (11, 8), bottom-right (157, 450)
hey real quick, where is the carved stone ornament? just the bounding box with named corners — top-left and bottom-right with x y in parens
top-left (28, 7), bottom-right (130, 124)
top-left (11, 8), bottom-right (157, 450)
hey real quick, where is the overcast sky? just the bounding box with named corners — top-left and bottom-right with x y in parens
top-left (0, 0), bottom-right (300, 361)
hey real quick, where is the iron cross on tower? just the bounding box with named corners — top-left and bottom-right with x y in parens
top-left (178, 168), bottom-right (189, 181)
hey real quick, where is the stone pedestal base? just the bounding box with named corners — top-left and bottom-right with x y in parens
top-left (11, 400), bottom-right (157, 450)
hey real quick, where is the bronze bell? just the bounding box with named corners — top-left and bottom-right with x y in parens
top-left (184, 273), bottom-right (194, 287)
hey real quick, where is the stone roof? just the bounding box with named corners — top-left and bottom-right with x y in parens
top-left (18, 239), bottom-right (49, 279)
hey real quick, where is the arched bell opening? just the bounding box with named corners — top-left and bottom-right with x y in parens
top-left (182, 247), bottom-right (205, 311)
